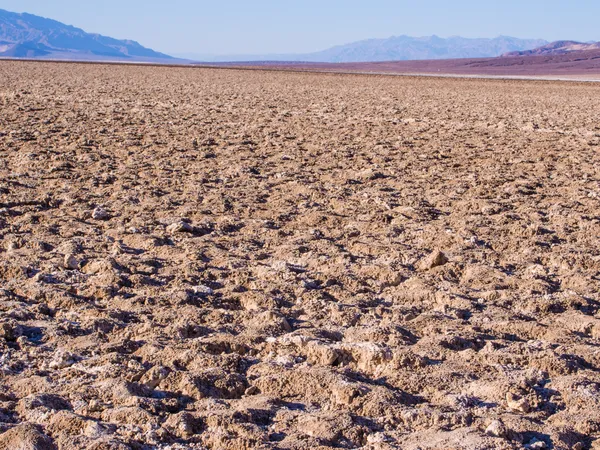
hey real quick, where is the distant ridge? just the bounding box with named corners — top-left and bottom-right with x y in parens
top-left (298, 35), bottom-right (549, 63)
top-left (0, 8), bottom-right (175, 62)
top-left (503, 40), bottom-right (600, 57)
top-left (181, 35), bottom-right (549, 63)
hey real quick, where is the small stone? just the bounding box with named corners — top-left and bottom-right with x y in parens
top-left (525, 438), bottom-right (548, 449)
top-left (91, 206), bottom-right (110, 220)
top-left (192, 285), bottom-right (214, 297)
top-left (418, 250), bottom-right (449, 271)
top-left (140, 366), bottom-right (171, 390)
top-left (0, 320), bottom-right (23, 341)
top-left (506, 392), bottom-right (531, 413)
top-left (485, 420), bottom-right (507, 438)
top-left (88, 399), bottom-right (104, 412)
top-left (302, 279), bottom-right (321, 290)
top-left (83, 421), bottom-right (106, 438)
top-left (163, 412), bottom-right (201, 439)
top-left (367, 433), bottom-right (392, 444)
top-left (245, 386), bottom-right (259, 396)
top-left (49, 350), bottom-right (77, 369)
top-left (64, 254), bottom-right (80, 270)
top-left (167, 220), bottom-right (194, 234)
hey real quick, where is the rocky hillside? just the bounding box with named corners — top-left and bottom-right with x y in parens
top-left (503, 40), bottom-right (600, 57)
top-left (0, 8), bottom-right (173, 61)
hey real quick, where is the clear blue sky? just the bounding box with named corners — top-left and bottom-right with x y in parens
top-left (1, 0), bottom-right (598, 55)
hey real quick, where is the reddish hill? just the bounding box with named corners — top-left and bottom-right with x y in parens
top-left (503, 40), bottom-right (600, 57)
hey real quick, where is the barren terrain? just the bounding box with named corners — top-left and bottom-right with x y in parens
top-left (215, 49), bottom-right (600, 80)
top-left (1, 61), bottom-right (600, 450)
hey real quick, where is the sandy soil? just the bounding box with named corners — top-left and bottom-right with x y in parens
top-left (1, 61), bottom-right (600, 450)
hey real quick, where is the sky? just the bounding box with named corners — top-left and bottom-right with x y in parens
top-left (0, 0), bottom-right (598, 56)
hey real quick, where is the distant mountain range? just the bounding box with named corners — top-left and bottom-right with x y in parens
top-left (503, 40), bottom-right (600, 57)
top-left (0, 8), bottom-right (174, 61)
top-left (295, 35), bottom-right (549, 63)
top-left (180, 36), bottom-right (549, 63)
top-left (1, 7), bottom-right (596, 67)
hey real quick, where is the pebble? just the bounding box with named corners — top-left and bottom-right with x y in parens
top-left (167, 220), bottom-right (194, 234)
top-left (141, 366), bottom-right (171, 390)
top-left (92, 206), bottom-right (110, 220)
top-left (419, 250), bottom-right (449, 271)
top-left (485, 420), bottom-right (507, 438)
top-left (0, 320), bottom-right (23, 341)
top-left (63, 254), bottom-right (80, 270)
top-left (192, 285), bottom-right (214, 297)
top-left (245, 386), bottom-right (259, 396)
top-left (49, 349), bottom-right (77, 369)
top-left (525, 438), bottom-right (547, 449)
top-left (506, 392), bottom-right (531, 413)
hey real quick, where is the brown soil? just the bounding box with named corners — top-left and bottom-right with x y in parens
top-left (1, 60), bottom-right (600, 450)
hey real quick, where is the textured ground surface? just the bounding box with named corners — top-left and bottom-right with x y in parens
top-left (1, 61), bottom-right (600, 450)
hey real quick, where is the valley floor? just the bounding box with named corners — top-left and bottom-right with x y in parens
top-left (1, 61), bottom-right (600, 449)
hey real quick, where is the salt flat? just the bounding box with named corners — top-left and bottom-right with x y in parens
top-left (1, 60), bottom-right (600, 449)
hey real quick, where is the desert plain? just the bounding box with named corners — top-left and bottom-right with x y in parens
top-left (1, 61), bottom-right (600, 449)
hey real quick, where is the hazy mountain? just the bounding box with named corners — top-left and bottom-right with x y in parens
top-left (0, 8), bottom-right (174, 61)
top-left (183, 35), bottom-right (548, 63)
top-left (299, 35), bottom-right (549, 63)
top-left (0, 8), bottom-right (550, 64)
top-left (503, 40), bottom-right (600, 57)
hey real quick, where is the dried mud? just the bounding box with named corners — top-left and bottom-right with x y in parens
top-left (1, 61), bottom-right (600, 449)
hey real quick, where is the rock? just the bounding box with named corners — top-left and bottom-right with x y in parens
top-left (167, 220), bottom-right (194, 234)
top-left (485, 420), bottom-right (507, 438)
top-left (87, 400), bottom-right (104, 413)
top-left (0, 320), bottom-right (23, 341)
top-left (163, 412), bottom-right (201, 439)
top-left (358, 168), bottom-right (385, 181)
top-left (506, 392), bottom-right (531, 413)
top-left (101, 406), bottom-right (158, 427)
top-left (63, 254), bottom-right (80, 270)
top-left (0, 423), bottom-right (57, 450)
top-left (418, 250), bottom-right (449, 271)
top-left (140, 366), bottom-right (171, 390)
top-left (192, 285), bottom-right (214, 297)
top-left (82, 421), bottom-right (108, 438)
top-left (245, 386), bottom-right (260, 396)
top-left (525, 438), bottom-right (548, 449)
top-left (48, 350), bottom-right (77, 369)
top-left (296, 412), bottom-right (354, 444)
top-left (91, 207), bottom-right (110, 221)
